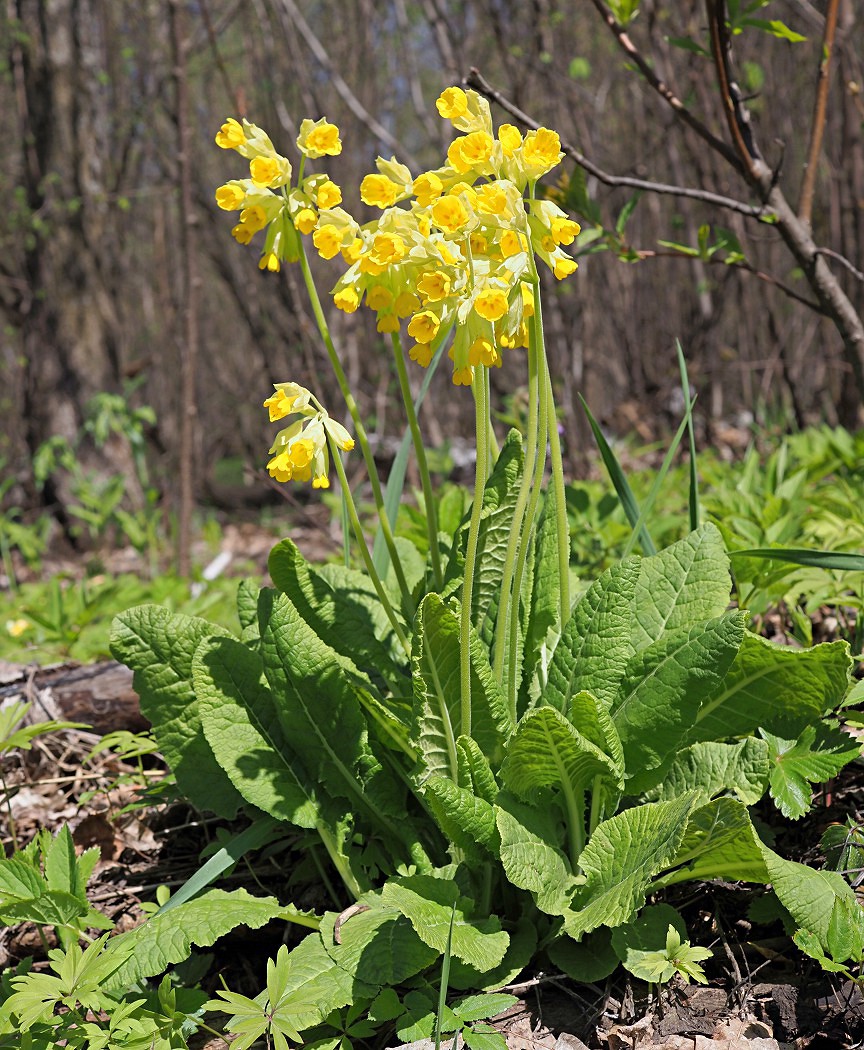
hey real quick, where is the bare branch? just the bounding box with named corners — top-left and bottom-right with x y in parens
top-left (273, 0), bottom-right (419, 169)
top-left (815, 247), bottom-right (864, 282)
top-left (798, 0), bottom-right (840, 225)
top-left (465, 69), bottom-right (768, 219)
top-left (587, 0), bottom-right (743, 171)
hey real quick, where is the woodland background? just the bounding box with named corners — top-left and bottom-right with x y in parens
top-left (1, 0), bottom-right (863, 538)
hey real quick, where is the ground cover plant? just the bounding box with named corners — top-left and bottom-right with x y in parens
top-left (0, 85), bottom-right (862, 1049)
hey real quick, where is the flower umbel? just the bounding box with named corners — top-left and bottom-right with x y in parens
top-left (264, 384), bottom-right (353, 489)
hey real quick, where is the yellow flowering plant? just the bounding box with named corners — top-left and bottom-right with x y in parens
top-left (104, 87), bottom-right (863, 1050)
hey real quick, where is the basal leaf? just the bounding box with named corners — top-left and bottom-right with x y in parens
top-left (544, 559), bottom-right (639, 712)
top-left (664, 797), bottom-right (770, 885)
top-left (320, 904), bottom-right (437, 986)
top-left (500, 708), bottom-right (620, 810)
top-left (259, 590), bottom-right (409, 849)
top-left (456, 736), bottom-right (500, 805)
top-left (236, 579), bottom-right (259, 631)
top-left (444, 429), bottom-right (524, 648)
top-left (495, 795), bottom-right (579, 916)
top-left (109, 605), bottom-right (241, 818)
top-left (547, 927), bottom-right (618, 982)
top-left (523, 488), bottom-right (562, 693)
top-left (569, 691), bottom-right (625, 780)
top-left (269, 537), bottom-right (407, 692)
top-left (631, 524), bottom-right (731, 651)
top-left (449, 918), bottom-right (537, 991)
top-left (106, 888), bottom-right (286, 991)
top-left (613, 612), bottom-right (745, 790)
top-left (381, 875), bottom-right (509, 973)
top-left (424, 776), bottom-right (498, 855)
top-left (764, 851), bottom-right (864, 964)
top-left (644, 738), bottom-right (769, 806)
top-left (194, 635), bottom-right (321, 828)
top-left (565, 793), bottom-right (697, 938)
top-left (411, 594), bottom-right (511, 786)
top-left (690, 633), bottom-right (853, 743)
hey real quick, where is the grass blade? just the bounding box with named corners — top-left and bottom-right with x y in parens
top-left (675, 339), bottom-right (700, 532)
top-left (580, 396), bottom-right (656, 555)
top-left (730, 548), bottom-right (864, 572)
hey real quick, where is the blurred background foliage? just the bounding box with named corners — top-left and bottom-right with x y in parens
top-left (1, 1), bottom-right (862, 542)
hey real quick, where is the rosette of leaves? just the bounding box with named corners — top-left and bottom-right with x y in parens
top-left (110, 434), bottom-right (863, 1041)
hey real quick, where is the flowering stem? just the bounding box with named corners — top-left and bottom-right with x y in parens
top-left (492, 335), bottom-right (540, 700)
top-left (295, 239), bottom-right (414, 615)
top-left (390, 332), bottom-right (443, 589)
top-left (544, 368), bottom-right (570, 625)
top-left (329, 436), bottom-right (411, 657)
top-left (507, 312), bottom-right (549, 719)
top-left (460, 367), bottom-right (490, 738)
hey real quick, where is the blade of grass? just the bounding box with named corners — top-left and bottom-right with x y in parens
top-left (730, 548), bottom-right (864, 572)
top-left (434, 901), bottom-right (457, 1050)
top-left (580, 396), bottom-right (656, 556)
top-left (372, 327), bottom-right (451, 576)
top-left (153, 816), bottom-right (281, 916)
top-left (621, 394), bottom-right (697, 558)
top-left (675, 339), bottom-right (700, 532)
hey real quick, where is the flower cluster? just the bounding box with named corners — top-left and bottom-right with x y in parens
top-left (263, 382), bottom-right (354, 488)
top-left (215, 87), bottom-right (580, 386)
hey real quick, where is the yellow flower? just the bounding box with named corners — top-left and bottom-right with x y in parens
top-left (216, 117), bottom-right (246, 150)
top-left (366, 285), bottom-right (393, 312)
top-left (476, 184), bottom-right (509, 216)
top-left (297, 118), bottom-right (342, 158)
top-left (259, 251), bottom-right (281, 272)
top-left (316, 180), bottom-right (342, 208)
top-left (360, 173), bottom-right (402, 208)
top-left (551, 216), bottom-right (581, 246)
top-left (240, 205), bottom-right (269, 233)
top-left (413, 171), bottom-right (444, 207)
top-left (369, 232), bottom-right (407, 266)
top-left (447, 131), bottom-right (494, 174)
top-left (452, 366), bottom-right (473, 386)
top-left (333, 286), bottom-right (361, 313)
top-left (395, 291), bottom-right (420, 318)
top-left (474, 288), bottom-right (509, 322)
top-left (5, 619), bottom-right (28, 638)
top-left (231, 222), bottom-right (255, 245)
top-left (436, 86), bottom-right (468, 122)
top-left (215, 182), bottom-right (247, 211)
top-left (500, 230), bottom-right (526, 257)
top-left (520, 282), bottom-right (535, 317)
top-left (431, 195), bottom-right (469, 233)
top-left (341, 238), bottom-right (364, 264)
top-left (312, 224), bottom-right (343, 259)
top-left (409, 343), bottom-right (433, 367)
top-left (407, 310), bottom-right (440, 344)
top-left (294, 208), bottom-right (317, 235)
top-left (322, 416), bottom-right (355, 451)
top-left (553, 255), bottom-right (578, 279)
top-left (417, 271), bottom-right (451, 302)
top-left (249, 155), bottom-right (281, 187)
top-left (498, 123), bottom-right (522, 155)
top-left (468, 336), bottom-right (500, 368)
top-left (522, 127), bottom-right (563, 176)
top-left (376, 313), bottom-right (400, 333)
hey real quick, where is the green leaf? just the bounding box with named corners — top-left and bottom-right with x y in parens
top-left (110, 605), bottom-right (240, 818)
top-left (495, 795), bottom-right (579, 916)
top-left (445, 429), bottom-right (524, 649)
top-left (644, 738), bottom-right (769, 806)
top-left (569, 691), bottom-right (624, 778)
top-left (456, 736), bottom-right (500, 805)
top-left (544, 559), bottom-right (639, 712)
top-left (501, 707), bottom-right (620, 804)
top-left (611, 904), bottom-right (693, 982)
top-left (259, 589), bottom-right (407, 842)
top-left (613, 612), bottom-right (745, 789)
top-left (731, 547), bottom-right (864, 572)
top-left (763, 725), bottom-right (860, 819)
top-left (194, 635), bottom-right (321, 827)
top-left (411, 594), bottom-right (511, 785)
top-left (236, 579), bottom-right (259, 631)
top-left (106, 888), bottom-right (286, 990)
top-left (452, 992), bottom-right (518, 1023)
top-left (690, 633), bottom-right (853, 742)
top-left (319, 904), bottom-right (437, 986)
top-left (423, 776), bottom-right (498, 855)
top-left (764, 852), bottom-right (864, 964)
top-left (523, 488), bottom-right (563, 692)
top-left (269, 538), bottom-right (405, 692)
top-left (665, 35), bottom-right (710, 56)
top-left (631, 525), bottom-right (730, 651)
top-left (663, 797), bottom-right (770, 884)
top-left (743, 17), bottom-right (806, 42)
top-left (547, 927), bottom-right (618, 982)
top-left (381, 876), bottom-right (509, 972)
top-left (449, 917), bottom-right (537, 992)
top-left (565, 793), bottom-right (697, 938)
